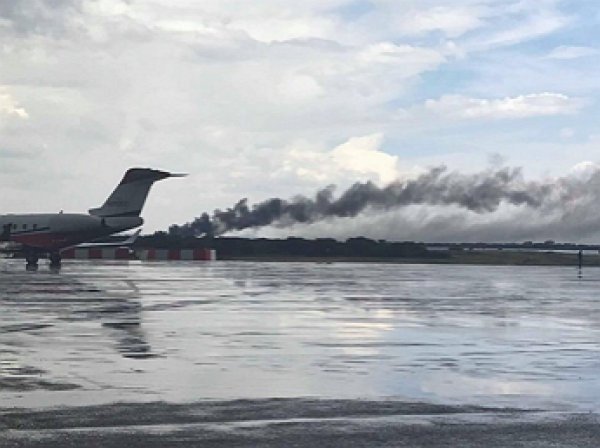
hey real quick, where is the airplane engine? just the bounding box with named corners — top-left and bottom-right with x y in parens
top-left (103, 217), bottom-right (144, 232)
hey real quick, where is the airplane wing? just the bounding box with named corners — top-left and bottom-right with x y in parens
top-left (75, 229), bottom-right (142, 248)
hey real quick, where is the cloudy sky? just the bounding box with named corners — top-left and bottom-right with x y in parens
top-left (1, 0), bottom-right (599, 240)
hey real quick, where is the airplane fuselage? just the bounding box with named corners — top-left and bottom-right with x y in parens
top-left (0, 213), bottom-right (143, 252)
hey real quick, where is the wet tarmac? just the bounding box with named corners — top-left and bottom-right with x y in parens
top-left (1, 260), bottom-right (600, 446)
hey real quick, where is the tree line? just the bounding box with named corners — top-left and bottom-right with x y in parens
top-left (137, 233), bottom-right (437, 259)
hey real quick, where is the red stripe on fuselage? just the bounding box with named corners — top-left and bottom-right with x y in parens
top-left (11, 232), bottom-right (80, 251)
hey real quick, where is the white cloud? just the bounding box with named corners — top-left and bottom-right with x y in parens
top-left (546, 45), bottom-right (599, 60)
top-left (393, 6), bottom-right (484, 38)
top-left (465, 7), bottom-right (569, 52)
top-left (425, 93), bottom-right (584, 120)
top-left (283, 134), bottom-right (400, 185)
top-left (331, 134), bottom-right (399, 184)
top-left (569, 161), bottom-right (600, 179)
top-left (106, 0), bottom-right (349, 43)
top-left (0, 88), bottom-right (28, 119)
top-left (362, 1), bottom-right (570, 54)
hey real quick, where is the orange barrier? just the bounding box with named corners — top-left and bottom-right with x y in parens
top-left (61, 248), bottom-right (216, 261)
top-left (138, 248), bottom-right (216, 261)
top-left (61, 247), bottom-right (134, 259)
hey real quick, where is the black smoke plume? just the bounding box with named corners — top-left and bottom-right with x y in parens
top-left (168, 165), bottom-right (593, 238)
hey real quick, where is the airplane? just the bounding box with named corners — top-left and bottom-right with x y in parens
top-left (0, 168), bottom-right (184, 268)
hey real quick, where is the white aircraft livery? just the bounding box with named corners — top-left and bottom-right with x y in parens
top-left (0, 168), bottom-right (183, 268)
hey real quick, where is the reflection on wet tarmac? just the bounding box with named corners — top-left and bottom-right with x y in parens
top-left (0, 268), bottom-right (151, 361)
top-left (1, 260), bottom-right (600, 411)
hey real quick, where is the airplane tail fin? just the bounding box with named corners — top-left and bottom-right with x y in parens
top-left (89, 168), bottom-right (185, 218)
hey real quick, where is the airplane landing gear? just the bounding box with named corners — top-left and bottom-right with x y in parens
top-left (25, 251), bottom-right (39, 271)
top-left (49, 252), bottom-right (62, 268)
top-left (23, 250), bottom-right (62, 271)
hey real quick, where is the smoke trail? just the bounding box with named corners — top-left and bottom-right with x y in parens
top-left (170, 165), bottom-right (593, 238)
